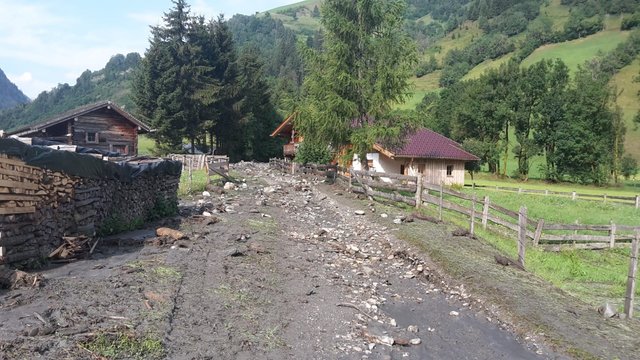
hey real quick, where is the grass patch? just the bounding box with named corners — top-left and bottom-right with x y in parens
top-left (468, 172), bottom-right (640, 197)
top-left (522, 30), bottom-right (630, 74)
top-left (415, 200), bottom-right (638, 306)
top-left (178, 169), bottom-right (210, 197)
top-left (137, 135), bottom-right (156, 156)
top-left (246, 218), bottom-right (278, 235)
top-left (82, 332), bottom-right (164, 360)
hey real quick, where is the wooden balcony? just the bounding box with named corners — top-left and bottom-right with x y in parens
top-left (283, 143), bottom-right (297, 156)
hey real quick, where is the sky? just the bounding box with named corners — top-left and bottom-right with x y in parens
top-left (0, 0), bottom-right (296, 99)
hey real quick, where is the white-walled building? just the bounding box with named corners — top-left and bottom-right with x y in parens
top-left (352, 128), bottom-right (479, 186)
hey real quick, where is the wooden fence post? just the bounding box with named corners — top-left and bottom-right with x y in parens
top-left (518, 206), bottom-right (527, 269)
top-left (470, 195), bottom-right (476, 236)
top-left (624, 232), bottom-right (639, 319)
top-left (604, 193), bottom-right (607, 203)
top-left (545, 189), bottom-right (549, 196)
top-left (439, 181), bottom-right (444, 221)
top-left (610, 221), bottom-right (617, 249)
top-left (482, 196), bottom-right (490, 229)
top-left (415, 175), bottom-right (423, 209)
top-left (636, 195), bottom-right (639, 209)
top-left (533, 219), bottom-right (544, 246)
top-left (188, 157), bottom-right (193, 193)
top-left (572, 191), bottom-right (577, 200)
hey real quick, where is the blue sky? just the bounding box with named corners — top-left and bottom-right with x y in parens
top-left (0, 0), bottom-right (295, 99)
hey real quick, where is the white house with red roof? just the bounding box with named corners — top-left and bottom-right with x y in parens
top-left (352, 128), bottom-right (479, 186)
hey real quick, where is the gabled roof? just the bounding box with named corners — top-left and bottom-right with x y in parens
top-left (8, 101), bottom-right (152, 136)
top-left (375, 128), bottom-right (479, 161)
top-left (270, 113), bottom-right (296, 138)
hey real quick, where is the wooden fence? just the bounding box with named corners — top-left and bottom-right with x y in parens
top-left (268, 163), bottom-right (640, 318)
top-left (172, 154), bottom-right (230, 191)
top-left (168, 154), bottom-right (229, 171)
top-left (467, 183), bottom-right (640, 209)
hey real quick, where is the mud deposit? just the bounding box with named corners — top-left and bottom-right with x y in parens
top-left (1, 163), bottom-right (570, 359)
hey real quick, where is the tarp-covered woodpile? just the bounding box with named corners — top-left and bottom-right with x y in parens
top-left (0, 138), bottom-right (181, 266)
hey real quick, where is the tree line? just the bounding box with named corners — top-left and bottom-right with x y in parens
top-left (133, 0), bottom-right (281, 161)
top-left (421, 55), bottom-right (634, 184)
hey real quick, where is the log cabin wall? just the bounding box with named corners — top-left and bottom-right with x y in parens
top-left (0, 154), bottom-right (180, 267)
top-left (72, 108), bottom-right (138, 156)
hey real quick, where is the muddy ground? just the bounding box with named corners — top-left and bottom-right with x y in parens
top-left (0, 163), bottom-right (636, 359)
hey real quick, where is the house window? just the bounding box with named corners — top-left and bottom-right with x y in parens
top-left (446, 165), bottom-right (454, 177)
top-left (400, 164), bottom-right (405, 175)
top-left (112, 144), bottom-right (128, 155)
top-left (86, 132), bottom-right (99, 143)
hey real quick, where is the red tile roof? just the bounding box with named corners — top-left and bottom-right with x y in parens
top-left (381, 128), bottom-right (479, 161)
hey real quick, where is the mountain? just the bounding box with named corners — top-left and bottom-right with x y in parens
top-left (265, 0), bottom-right (640, 160)
top-left (0, 68), bottom-right (29, 110)
top-left (0, 53), bottom-right (140, 132)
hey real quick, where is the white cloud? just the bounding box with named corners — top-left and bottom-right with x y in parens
top-left (127, 11), bottom-right (163, 26)
top-left (6, 71), bottom-right (53, 100)
top-left (191, 0), bottom-right (220, 18)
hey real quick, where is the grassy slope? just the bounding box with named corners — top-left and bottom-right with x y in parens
top-left (521, 31), bottom-right (630, 72)
top-left (612, 58), bottom-right (640, 160)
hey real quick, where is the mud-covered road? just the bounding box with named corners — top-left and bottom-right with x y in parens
top-left (0, 163), bottom-right (564, 359)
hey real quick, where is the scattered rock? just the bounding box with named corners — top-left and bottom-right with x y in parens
top-left (380, 213), bottom-right (388, 218)
top-left (224, 182), bottom-right (236, 191)
top-left (449, 311), bottom-right (459, 316)
top-left (410, 338), bottom-right (422, 345)
top-left (225, 247), bottom-right (247, 257)
top-left (407, 325), bottom-right (419, 333)
top-left (263, 186), bottom-right (276, 194)
top-left (202, 211), bottom-right (213, 217)
top-left (451, 228), bottom-right (470, 237)
top-left (202, 191), bottom-right (211, 197)
top-left (355, 210), bottom-right (366, 215)
top-left (156, 227), bottom-right (187, 240)
top-left (598, 303), bottom-right (616, 318)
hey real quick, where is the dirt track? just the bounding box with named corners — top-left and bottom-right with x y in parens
top-left (1, 163), bottom-right (565, 359)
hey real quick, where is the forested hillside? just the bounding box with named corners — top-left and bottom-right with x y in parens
top-left (2, 0), bottom-right (640, 179)
top-left (0, 68), bottom-right (29, 110)
top-left (0, 53), bottom-right (140, 131)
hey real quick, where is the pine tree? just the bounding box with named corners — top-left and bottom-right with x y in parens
top-left (133, 0), bottom-right (200, 153)
top-left (298, 0), bottom-right (417, 164)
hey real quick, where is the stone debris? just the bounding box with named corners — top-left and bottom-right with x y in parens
top-left (223, 182), bottom-right (236, 191)
top-left (449, 311), bottom-right (459, 316)
top-left (354, 210), bottom-right (366, 215)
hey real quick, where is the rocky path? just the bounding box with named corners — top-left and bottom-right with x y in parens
top-left (160, 163), bottom-right (554, 359)
top-left (0, 163), bottom-right (562, 359)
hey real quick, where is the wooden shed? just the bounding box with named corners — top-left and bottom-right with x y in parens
top-left (270, 113), bottom-right (302, 159)
top-left (7, 101), bottom-right (151, 156)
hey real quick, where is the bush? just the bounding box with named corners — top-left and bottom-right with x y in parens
top-left (295, 141), bottom-right (333, 164)
top-left (621, 155), bottom-right (638, 180)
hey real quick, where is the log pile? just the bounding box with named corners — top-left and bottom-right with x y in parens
top-left (0, 154), bottom-right (181, 267)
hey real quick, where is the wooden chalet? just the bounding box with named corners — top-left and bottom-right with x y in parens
top-left (352, 128), bottom-right (480, 186)
top-left (7, 101), bottom-right (151, 156)
top-left (270, 113), bottom-right (301, 159)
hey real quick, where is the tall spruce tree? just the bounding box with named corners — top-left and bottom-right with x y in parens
top-left (133, 0), bottom-right (200, 153)
top-left (237, 46), bottom-right (281, 162)
top-left (297, 0), bottom-right (417, 164)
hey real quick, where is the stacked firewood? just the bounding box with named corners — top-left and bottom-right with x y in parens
top-left (0, 154), bottom-right (181, 267)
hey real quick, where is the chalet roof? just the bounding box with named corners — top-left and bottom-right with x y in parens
top-left (270, 113), bottom-right (295, 138)
top-left (376, 128), bottom-right (479, 161)
top-left (8, 101), bottom-right (152, 137)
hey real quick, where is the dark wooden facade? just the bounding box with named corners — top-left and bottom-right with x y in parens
top-left (8, 101), bottom-right (151, 156)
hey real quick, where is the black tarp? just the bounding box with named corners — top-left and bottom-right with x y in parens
top-left (0, 138), bottom-right (181, 181)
